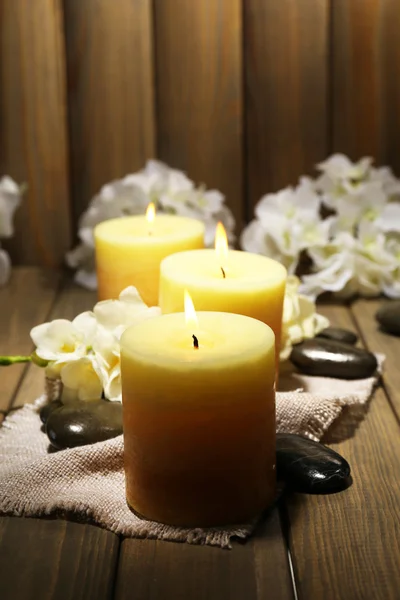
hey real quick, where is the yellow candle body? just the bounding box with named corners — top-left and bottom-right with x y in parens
top-left (120, 312), bottom-right (276, 527)
top-left (94, 215), bottom-right (205, 305)
top-left (159, 250), bottom-right (287, 363)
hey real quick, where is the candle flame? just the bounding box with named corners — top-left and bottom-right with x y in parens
top-left (146, 202), bottom-right (155, 223)
top-left (215, 222), bottom-right (229, 274)
top-left (184, 289), bottom-right (198, 330)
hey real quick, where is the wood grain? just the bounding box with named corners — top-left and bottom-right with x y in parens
top-left (244, 0), bottom-right (329, 214)
top-left (0, 268), bottom-right (60, 412)
top-left (331, 0), bottom-right (380, 158)
top-left (378, 0), bottom-right (400, 174)
top-left (0, 0), bottom-right (71, 266)
top-left (10, 277), bottom-right (97, 410)
top-left (0, 517), bottom-right (119, 600)
top-left (351, 298), bottom-right (400, 420)
top-left (63, 0), bottom-right (155, 227)
top-left (115, 509), bottom-right (294, 600)
top-left (154, 0), bottom-right (244, 230)
top-left (287, 304), bottom-right (400, 600)
top-left (331, 0), bottom-right (400, 171)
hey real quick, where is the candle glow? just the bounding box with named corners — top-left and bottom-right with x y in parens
top-left (146, 202), bottom-right (156, 235)
top-left (184, 289), bottom-right (198, 329)
top-left (215, 222), bottom-right (229, 277)
top-left (184, 289), bottom-right (199, 349)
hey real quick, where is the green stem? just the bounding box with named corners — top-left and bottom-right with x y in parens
top-left (0, 355), bottom-right (32, 366)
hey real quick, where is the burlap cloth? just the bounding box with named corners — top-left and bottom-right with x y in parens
top-left (0, 359), bottom-right (382, 548)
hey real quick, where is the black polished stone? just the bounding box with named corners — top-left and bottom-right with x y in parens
top-left (375, 301), bottom-right (400, 337)
top-left (290, 338), bottom-right (377, 379)
top-left (39, 400), bottom-right (63, 424)
top-left (316, 327), bottom-right (358, 345)
top-left (276, 433), bottom-right (351, 494)
top-left (46, 400), bottom-right (123, 450)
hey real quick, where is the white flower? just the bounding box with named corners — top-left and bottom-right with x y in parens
top-left (90, 286), bottom-right (161, 401)
top-left (0, 247), bottom-right (11, 287)
top-left (90, 287), bottom-right (161, 402)
top-left (369, 166), bottom-right (400, 199)
top-left (0, 176), bottom-right (23, 238)
top-left (78, 182), bottom-right (149, 248)
top-left (375, 202), bottom-right (400, 233)
top-left (383, 233), bottom-right (400, 298)
top-left (90, 287), bottom-right (161, 401)
top-left (300, 223), bottom-right (397, 300)
top-left (255, 184), bottom-right (320, 221)
top-left (66, 161), bottom-right (235, 288)
top-left (241, 183), bottom-right (330, 274)
top-left (92, 328), bottom-right (122, 402)
top-left (65, 243), bottom-right (97, 290)
top-left (29, 285), bottom-right (161, 402)
top-left (93, 286), bottom-right (161, 332)
top-left (299, 233), bottom-right (359, 299)
top-left (315, 154), bottom-right (373, 205)
top-left (356, 221), bottom-right (399, 297)
top-left (333, 182), bottom-right (388, 232)
top-left (74, 269), bottom-right (98, 291)
top-left (60, 357), bottom-right (103, 402)
top-left (124, 159), bottom-right (194, 197)
top-left (242, 153), bottom-right (400, 300)
top-left (280, 276), bottom-right (329, 360)
top-left (161, 188), bottom-right (236, 247)
top-left (30, 312), bottom-right (97, 364)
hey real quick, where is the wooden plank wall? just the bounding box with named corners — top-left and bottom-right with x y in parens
top-left (0, 0), bottom-right (399, 266)
top-left (0, 0), bottom-right (71, 266)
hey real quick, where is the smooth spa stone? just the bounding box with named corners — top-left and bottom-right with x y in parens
top-left (316, 327), bottom-right (358, 345)
top-left (39, 400), bottom-right (63, 424)
top-left (375, 301), bottom-right (400, 336)
top-left (276, 433), bottom-right (351, 494)
top-left (46, 400), bottom-right (123, 450)
top-left (290, 338), bottom-right (378, 379)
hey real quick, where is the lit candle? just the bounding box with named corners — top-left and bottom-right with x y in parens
top-left (159, 224), bottom-right (287, 364)
top-left (94, 205), bottom-right (205, 305)
top-left (120, 292), bottom-right (276, 527)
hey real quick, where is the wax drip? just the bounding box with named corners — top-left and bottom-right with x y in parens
top-left (192, 334), bottom-right (199, 349)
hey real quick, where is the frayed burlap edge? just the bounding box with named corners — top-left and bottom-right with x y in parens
top-left (0, 396), bottom-right (259, 549)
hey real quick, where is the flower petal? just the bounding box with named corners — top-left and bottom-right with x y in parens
top-left (74, 269), bottom-right (98, 290)
top-left (31, 319), bottom-right (86, 361)
top-left (376, 203), bottom-right (400, 232)
top-left (0, 176), bottom-right (22, 238)
top-left (60, 357), bottom-right (103, 401)
top-left (0, 248), bottom-right (11, 287)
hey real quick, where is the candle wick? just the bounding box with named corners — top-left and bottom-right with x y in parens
top-left (192, 334), bottom-right (199, 349)
top-left (221, 267), bottom-right (226, 278)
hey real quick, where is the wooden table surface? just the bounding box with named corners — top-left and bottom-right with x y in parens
top-left (1, 268), bottom-right (399, 600)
